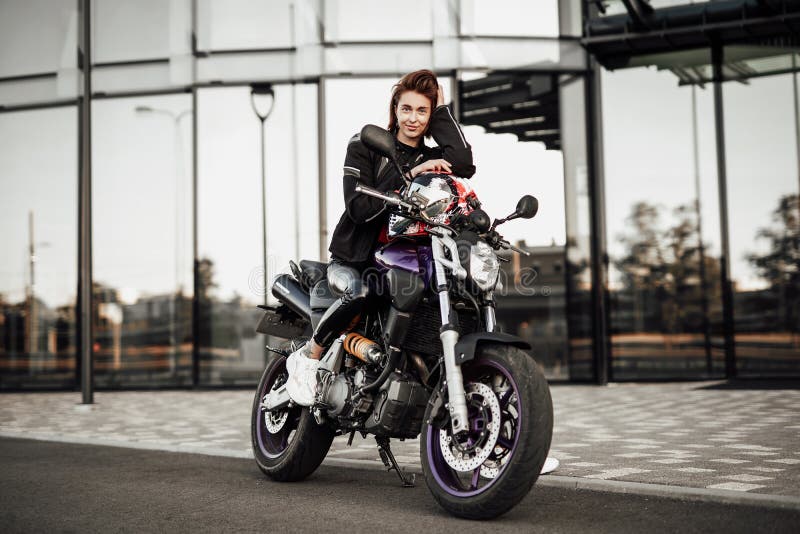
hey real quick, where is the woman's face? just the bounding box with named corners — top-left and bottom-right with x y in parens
top-left (395, 90), bottom-right (432, 146)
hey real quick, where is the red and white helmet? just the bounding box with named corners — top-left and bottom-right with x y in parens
top-left (388, 173), bottom-right (478, 237)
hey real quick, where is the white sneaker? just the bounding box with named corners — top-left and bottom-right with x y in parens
top-left (540, 457), bottom-right (559, 475)
top-left (285, 345), bottom-right (320, 407)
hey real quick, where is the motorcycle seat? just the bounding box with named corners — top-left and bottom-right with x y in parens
top-left (299, 260), bottom-right (328, 288)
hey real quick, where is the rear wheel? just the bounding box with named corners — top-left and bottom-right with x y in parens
top-left (420, 344), bottom-right (553, 519)
top-left (251, 354), bottom-right (335, 481)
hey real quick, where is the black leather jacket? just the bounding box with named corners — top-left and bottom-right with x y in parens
top-left (329, 104), bottom-right (475, 263)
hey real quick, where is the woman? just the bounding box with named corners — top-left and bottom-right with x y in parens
top-left (286, 69), bottom-right (475, 406)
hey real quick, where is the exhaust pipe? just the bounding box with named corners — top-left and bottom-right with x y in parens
top-left (271, 273), bottom-right (312, 320)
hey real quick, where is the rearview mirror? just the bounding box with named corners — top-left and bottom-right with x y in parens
top-left (515, 195), bottom-right (539, 219)
top-left (492, 194), bottom-right (539, 230)
top-left (360, 124), bottom-right (396, 160)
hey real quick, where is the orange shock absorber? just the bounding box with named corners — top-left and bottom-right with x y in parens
top-left (343, 333), bottom-right (383, 364)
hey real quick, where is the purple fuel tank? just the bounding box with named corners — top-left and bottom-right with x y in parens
top-left (373, 240), bottom-right (434, 289)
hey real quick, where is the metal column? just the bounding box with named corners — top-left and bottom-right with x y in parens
top-left (191, 0), bottom-right (200, 387)
top-left (793, 55), bottom-right (800, 197)
top-left (712, 42), bottom-right (737, 379)
top-left (317, 80), bottom-right (328, 261)
top-left (191, 85), bottom-right (200, 387)
top-left (584, 60), bottom-right (610, 385)
top-left (77, 0), bottom-right (94, 403)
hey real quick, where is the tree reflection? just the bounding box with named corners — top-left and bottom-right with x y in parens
top-left (612, 200), bottom-right (722, 376)
top-left (616, 201), bottom-right (719, 335)
top-left (746, 193), bottom-right (800, 334)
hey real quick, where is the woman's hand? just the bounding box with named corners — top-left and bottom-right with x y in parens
top-left (411, 159), bottom-right (452, 177)
top-left (437, 84), bottom-right (445, 107)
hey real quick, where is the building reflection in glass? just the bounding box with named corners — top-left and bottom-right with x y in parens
top-left (0, 107), bottom-right (78, 389)
top-left (733, 193), bottom-right (800, 375)
top-left (602, 64), bottom-right (725, 379)
top-left (197, 85), bottom-right (319, 385)
top-left (92, 95), bottom-right (194, 387)
top-left (495, 242), bottom-right (568, 379)
top-left (725, 67), bottom-right (800, 376)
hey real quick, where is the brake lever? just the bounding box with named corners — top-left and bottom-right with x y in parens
top-left (501, 240), bottom-right (531, 257)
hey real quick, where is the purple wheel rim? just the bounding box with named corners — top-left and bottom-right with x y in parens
top-left (426, 359), bottom-right (522, 497)
top-left (255, 357), bottom-right (300, 459)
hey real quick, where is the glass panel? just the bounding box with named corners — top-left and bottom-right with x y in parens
top-left (560, 75), bottom-right (595, 380)
top-left (601, 64), bottom-right (724, 379)
top-left (92, 0), bottom-right (189, 63)
top-left (196, 0), bottom-right (296, 51)
top-left (92, 95), bottom-right (194, 387)
top-left (0, 0), bottom-right (79, 107)
top-left (323, 44), bottom-right (433, 76)
top-left (0, 107), bottom-right (77, 389)
top-left (495, 241), bottom-right (569, 380)
top-left (723, 67), bottom-right (800, 377)
top-left (198, 84), bottom-right (318, 385)
top-left (460, 0), bottom-right (559, 38)
top-left (92, 63), bottom-right (191, 94)
top-left (324, 0), bottom-right (433, 42)
top-left (0, 77), bottom-right (77, 108)
top-left (457, 39), bottom-right (567, 71)
top-left (462, 103), bottom-right (567, 379)
top-left (196, 52), bottom-right (295, 84)
top-left (0, 0), bottom-right (77, 78)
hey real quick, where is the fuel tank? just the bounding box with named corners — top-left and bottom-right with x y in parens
top-left (373, 241), bottom-right (434, 288)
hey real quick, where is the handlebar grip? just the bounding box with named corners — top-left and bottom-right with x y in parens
top-left (501, 240), bottom-right (530, 257)
top-left (354, 184), bottom-right (412, 210)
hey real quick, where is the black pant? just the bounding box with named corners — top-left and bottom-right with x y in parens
top-left (311, 258), bottom-right (369, 346)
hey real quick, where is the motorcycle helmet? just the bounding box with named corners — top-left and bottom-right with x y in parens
top-left (388, 173), bottom-right (478, 237)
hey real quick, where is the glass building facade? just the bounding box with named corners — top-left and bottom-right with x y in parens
top-left (1, 1), bottom-right (798, 390)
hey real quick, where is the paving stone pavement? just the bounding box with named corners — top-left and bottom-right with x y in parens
top-left (1, 382), bottom-right (798, 498)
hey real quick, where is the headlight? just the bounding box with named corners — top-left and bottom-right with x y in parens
top-left (469, 241), bottom-right (500, 291)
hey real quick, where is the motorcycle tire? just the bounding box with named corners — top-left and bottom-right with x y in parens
top-left (251, 354), bottom-right (335, 482)
top-left (420, 344), bottom-right (553, 520)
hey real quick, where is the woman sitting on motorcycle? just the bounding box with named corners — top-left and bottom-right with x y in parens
top-left (286, 69), bottom-right (476, 406)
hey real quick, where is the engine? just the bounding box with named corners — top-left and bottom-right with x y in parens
top-left (317, 333), bottom-right (429, 439)
top-left (363, 371), bottom-right (429, 438)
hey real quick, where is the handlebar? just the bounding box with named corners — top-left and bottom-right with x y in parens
top-left (354, 184), bottom-right (414, 210)
top-left (501, 240), bottom-right (531, 257)
top-left (354, 183), bottom-right (530, 256)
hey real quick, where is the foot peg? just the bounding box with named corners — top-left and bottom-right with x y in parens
top-left (375, 437), bottom-right (415, 488)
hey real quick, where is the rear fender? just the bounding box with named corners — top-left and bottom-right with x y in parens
top-left (255, 304), bottom-right (309, 339)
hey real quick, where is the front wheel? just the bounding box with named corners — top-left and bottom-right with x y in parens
top-left (420, 344), bottom-right (553, 520)
top-left (251, 355), bottom-right (335, 481)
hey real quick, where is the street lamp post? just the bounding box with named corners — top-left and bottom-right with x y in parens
top-left (26, 210), bottom-right (50, 361)
top-left (250, 84), bottom-right (276, 307)
top-left (134, 105), bottom-right (191, 376)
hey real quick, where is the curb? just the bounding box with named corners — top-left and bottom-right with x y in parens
top-left (322, 457), bottom-right (800, 511)
top-left (3, 431), bottom-right (799, 511)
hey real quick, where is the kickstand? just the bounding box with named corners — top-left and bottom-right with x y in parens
top-left (375, 437), bottom-right (415, 488)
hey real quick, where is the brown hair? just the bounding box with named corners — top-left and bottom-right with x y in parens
top-left (387, 69), bottom-right (439, 138)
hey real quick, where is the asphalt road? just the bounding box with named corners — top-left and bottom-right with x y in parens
top-left (1, 438), bottom-right (797, 533)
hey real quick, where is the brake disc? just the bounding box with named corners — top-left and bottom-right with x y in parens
top-left (439, 382), bottom-right (501, 472)
top-left (263, 397), bottom-right (289, 433)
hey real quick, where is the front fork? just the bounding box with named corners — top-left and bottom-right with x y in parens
top-left (431, 233), bottom-right (470, 436)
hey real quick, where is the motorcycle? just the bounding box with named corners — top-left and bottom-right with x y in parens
top-left (251, 124), bottom-right (553, 520)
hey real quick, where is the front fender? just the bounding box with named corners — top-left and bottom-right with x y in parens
top-left (454, 332), bottom-right (531, 365)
